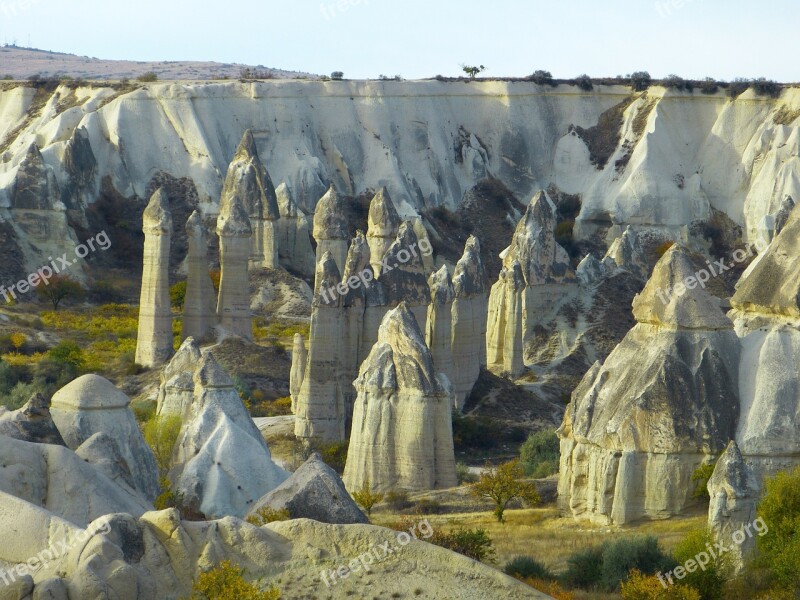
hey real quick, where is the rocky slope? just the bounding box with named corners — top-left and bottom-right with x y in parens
top-left (2, 81), bottom-right (800, 276)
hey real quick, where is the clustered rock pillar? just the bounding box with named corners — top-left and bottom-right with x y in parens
top-left (221, 129), bottom-right (280, 269)
top-left (343, 303), bottom-right (457, 492)
top-left (182, 211), bottom-right (216, 342)
top-left (451, 235), bottom-right (489, 410)
top-left (216, 195), bottom-right (253, 340)
top-left (289, 333), bottom-right (307, 414)
top-left (277, 182), bottom-right (316, 277)
top-left (486, 190), bottom-right (576, 376)
top-left (294, 252), bottom-right (346, 443)
top-left (366, 187), bottom-right (401, 276)
top-left (135, 188), bottom-right (174, 368)
top-left (558, 244), bottom-right (740, 524)
top-left (426, 265), bottom-right (455, 389)
top-left (312, 185), bottom-right (350, 280)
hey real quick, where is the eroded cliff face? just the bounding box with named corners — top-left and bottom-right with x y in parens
top-left (2, 81), bottom-right (800, 274)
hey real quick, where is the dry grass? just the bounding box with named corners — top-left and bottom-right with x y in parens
top-left (374, 504), bottom-right (707, 600)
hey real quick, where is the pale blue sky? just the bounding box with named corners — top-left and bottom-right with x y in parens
top-left (0, 0), bottom-right (797, 81)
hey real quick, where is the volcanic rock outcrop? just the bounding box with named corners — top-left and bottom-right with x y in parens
top-left (276, 182), bottom-right (315, 277)
top-left (216, 194), bottom-right (253, 339)
top-left (249, 453), bottom-right (368, 525)
top-left (707, 441), bottom-right (761, 569)
top-left (343, 303), bottom-right (457, 492)
top-left (0, 392), bottom-right (65, 446)
top-left (134, 187), bottom-right (174, 367)
top-left (451, 235), bottom-right (489, 409)
top-left (558, 244), bottom-right (740, 524)
top-left (426, 265), bottom-right (455, 390)
top-left (294, 252), bottom-right (347, 443)
top-left (0, 502), bottom-right (542, 599)
top-left (487, 190), bottom-right (577, 376)
top-left (312, 185), bottom-right (349, 279)
top-left (170, 351), bottom-right (288, 518)
top-left (51, 374), bottom-right (160, 502)
top-left (601, 225), bottom-right (649, 280)
top-left (289, 333), bottom-right (307, 414)
top-left (728, 202), bottom-right (800, 482)
top-left (366, 187), bottom-right (401, 275)
top-left (221, 129), bottom-right (280, 268)
top-left (155, 336), bottom-right (203, 419)
top-left (181, 210), bottom-right (216, 341)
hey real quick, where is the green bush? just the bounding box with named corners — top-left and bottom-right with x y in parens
top-left (519, 428), bottom-right (560, 478)
top-left (756, 466), bottom-right (800, 593)
top-left (600, 536), bottom-right (676, 592)
top-left (48, 340), bottom-right (85, 371)
top-left (431, 527), bottom-right (495, 562)
top-left (189, 559), bottom-right (279, 599)
top-left (143, 415), bottom-right (183, 477)
top-left (456, 462), bottom-right (478, 484)
top-left (529, 70), bottom-right (554, 86)
top-left (673, 529), bottom-right (729, 600)
top-left (691, 462), bottom-right (716, 500)
top-left (630, 71), bottom-right (652, 91)
top-left (563, 546), bottom-right (604, 589)
top-left (563, 537), bottom-right (675, 592)
top-left (170, 281), bottom-right (187, 309)
top-left (246, 507), bottom-right (291, 526)
top-left (137, 71), bottom-right (158, 82)
top-left (575, 74), bottom-right (593, 91)
top-left (385, 489), bottom-right (413, 511)
top-left (504, 556), bottom-right (555, 581)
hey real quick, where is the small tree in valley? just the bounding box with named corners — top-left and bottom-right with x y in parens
top-left (472, 460), bottom-right (540, 523)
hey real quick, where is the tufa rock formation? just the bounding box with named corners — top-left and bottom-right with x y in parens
top-left (294, 252), bottom-right (346, 443)
top-left (10, 143), bottom-right (60, 210)
top-left (170, 351), bottom-right (288, 518)
top-left (366, 187), bottom-right (401, 275)
top-left (343, 303), bottom-right (457, 492)
top-left (707, 441), bottom-right (761, 570)
top-left (181, 210), bottom-right (216, 341)
top-left (0, 393), bottom-right (65, 446)
top-left (248, 452), bottom-right (368, 525)
top-left (558, 245), bottom-right (740, 524)
top-left (276, 182), bottom-right (316, 277)
top-left (155, 336), bottom-right (202, 420)
top-left (486, 190), bottom-right (576, 376)
top-left (221, 129), bottom-right (280, 268)
top-left (289, 333), bottom-right (307, 414)
top-left (216, 194), bottom-right (253, 339)
top-left (50, 374), bottom-right (161, 502)
top-left (601, 225), bottom-right (649, 280)
top-left (312, 185), bottom-right (350, 279)
top-left (135, 187), bottom-right (174, 367)
top-left (426, 265), bottom-right (455, 391)
top-left (451, 235), bottom-right (489, 409)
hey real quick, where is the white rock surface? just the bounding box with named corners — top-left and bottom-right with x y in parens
top-left (366, 187), bottom-right (401, 275)
top-left (294, 252), bottom-right (346, 443)
top-left (0, 503), bottom-right (543, 599)
top-left (558, 245), bottom-right (740, 524)
top-left (344, 303), bottom-right (457, 492)
top-left (0, 436), bottom-right (152, 527)
top-left (135, 187), bottom-right (174, 367)
top-left (276, 182), bottom-right (315, 277)
top-left (312, 185), bottom-right (349, 278)
top-left (50, 374), bottom-right (160, 502)
top-left (216, 194), bottom-right (253, 339)
top-left (451, 235), bottom-right (489, 410)
top-left (171, 351), bottom-right (288, 518)
top-left (181, 211), bottom-right (216, 341)
top-left (426, 265), bottom-right (455, 393)
top-left (4, 82), bottom-right (800, 275)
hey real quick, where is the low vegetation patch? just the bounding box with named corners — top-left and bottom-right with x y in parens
top-left (189, 560), bottom-right (280, 600)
